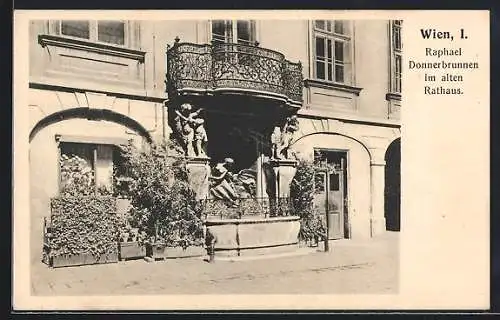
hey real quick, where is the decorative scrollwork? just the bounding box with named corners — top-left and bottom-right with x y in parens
top-left (167, 41), bottom-right (303, 104)
top-left (283, 61), bottom-right (304, 103)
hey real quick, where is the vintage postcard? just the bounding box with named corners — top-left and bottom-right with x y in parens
top-left (12, 10), bottom-right (490, 310)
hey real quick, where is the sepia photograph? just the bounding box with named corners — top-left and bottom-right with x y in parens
top-left (13, 10), bottom-right (489, 310)
top-left (26, 17), bottom-right (402, 296)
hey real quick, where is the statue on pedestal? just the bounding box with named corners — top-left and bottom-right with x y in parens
top-left (173, 103), bottom-right (208, 158)
top-left (271, 115), bottom-right (299, 160)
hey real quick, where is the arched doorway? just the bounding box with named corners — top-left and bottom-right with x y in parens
top-left (384, 138), bottom-right (401, 231)
top-left (291, 132), bottom-right (373, 239)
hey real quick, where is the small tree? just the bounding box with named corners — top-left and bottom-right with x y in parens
top-left (290, 159), bottom-right (327, 244)
top-left (117, 140), bottom-right (204, 249)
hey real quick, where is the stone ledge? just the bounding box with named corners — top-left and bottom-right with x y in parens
top-left (38, 34), bottom-right (146, 62)
top-left (304, 79), bottom-right (363, 96)
top-left (385, 92), bottom-right (402, 101)
top-left (205, 215), bottom-right (300, 225)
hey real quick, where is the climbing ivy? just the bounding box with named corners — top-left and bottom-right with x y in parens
top-left (48, 196), bottom-right (119, 259)
top-left (290, 159), bottom-right (327, 243)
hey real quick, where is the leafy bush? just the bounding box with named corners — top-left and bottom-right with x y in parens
top-left (290, 159), bottom-right (327, 243)
top-left (48, 196), bottom-right (119, 259)
top-left (116, 140), bottom-right (204, 249)
top-left (59, 154), bottom-right (95, 196)
top-left (44, 153), bottom-right (120, 262)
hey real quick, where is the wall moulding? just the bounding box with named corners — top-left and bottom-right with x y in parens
top-left (304, 78), bottom-right (363, 96)
top-left (38, 34), bottom-right (146, 62)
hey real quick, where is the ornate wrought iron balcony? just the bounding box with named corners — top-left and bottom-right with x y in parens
top-left (166, 39), bottom-right (303, 108)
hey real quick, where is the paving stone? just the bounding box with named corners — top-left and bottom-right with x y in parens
top-left (31, 232), bottom-right (399, 295)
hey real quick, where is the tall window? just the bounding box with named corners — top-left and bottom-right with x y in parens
top-left (211, 20), bottom-right (256, 45)
top-left (391, 20), bottom-right (403, 93)
top-left (313, 20), bottom-right (352, 84)
top-left (58, 20), bottom-right (126, 46)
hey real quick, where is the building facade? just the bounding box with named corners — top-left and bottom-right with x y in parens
top-left (28, 19), bottom-right (401, 265)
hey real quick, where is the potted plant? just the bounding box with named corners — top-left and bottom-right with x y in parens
top-left (118, 224), bottom-right (147, 261)
top-left (144, 236), bottom-right (167, 261)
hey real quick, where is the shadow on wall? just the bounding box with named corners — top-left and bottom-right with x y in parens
top-left (384, 138), bottom-right (401, 232)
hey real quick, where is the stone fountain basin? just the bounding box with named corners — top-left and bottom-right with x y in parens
top-left (205, 216), bottom-right (301, 257)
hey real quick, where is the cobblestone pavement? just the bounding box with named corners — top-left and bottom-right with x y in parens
top-left (31, 232), bottom-right (399, 295)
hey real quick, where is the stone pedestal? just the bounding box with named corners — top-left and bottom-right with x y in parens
top-left (263, 159), bottom-right (298, 198)
top-left (186, 157), bottom-right (211, 201)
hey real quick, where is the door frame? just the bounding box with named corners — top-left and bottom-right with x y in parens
top-left (313, 147), bottom-right (350, 239)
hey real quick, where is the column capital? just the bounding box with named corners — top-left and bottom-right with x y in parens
top-left (370, 160), bottom-right (386, 167)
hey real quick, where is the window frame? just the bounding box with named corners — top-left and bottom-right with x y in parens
top-left (55, 135), bottom-right (131, 196)
top-left (209, 20), bottom-right (258, 46)
top-left (389, 20), bottom-right (403, 94)
top-left (49, 20), bottom-right (134, 49)
top-left (311, 20), bottom-right (354, 85)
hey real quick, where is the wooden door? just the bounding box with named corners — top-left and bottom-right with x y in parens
top-left (313, 163), bottom-right (345, 240)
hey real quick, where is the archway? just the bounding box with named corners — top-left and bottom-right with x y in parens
top-left (29, 107), bottom-right (153, 266)
top-left (291, 132), bottom-right (373, 239)
top-left (29, 107), bottom-right (153, 144)
top-left (385, 138), bottom-right (401, 231)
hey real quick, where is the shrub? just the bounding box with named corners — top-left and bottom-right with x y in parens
top-left (44, 153), bottom-right (120, 262)
top-left (59, 154), bottom-right (95, 196)
top-left (48, 196), bottom-right (119, 259)
top-left (116, 140), bottom-right (204, 249)
top-left (290, 159), bottom-right (327, 243)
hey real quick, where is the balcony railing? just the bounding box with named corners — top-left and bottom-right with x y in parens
top-left (166, 40), bottom-right (303, 107)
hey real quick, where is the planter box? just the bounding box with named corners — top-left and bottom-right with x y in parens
top-left (119, 241), bottom-right (146, 261)
top-left (49, 251), bottom-right (119, 268)
top-left (145, 243), bottom-right (167, 260)
top-left (165, 246), bottom-right (205, 259)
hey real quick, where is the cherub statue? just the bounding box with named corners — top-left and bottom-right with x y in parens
top-left (192, 117), bottom-right (208, 157)
top-left (274, 115), bottom-right (299, 160)
top-left (270, 126), bottom-right (281, 159)
top-left (173, 103), bottom-right (208, 157)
